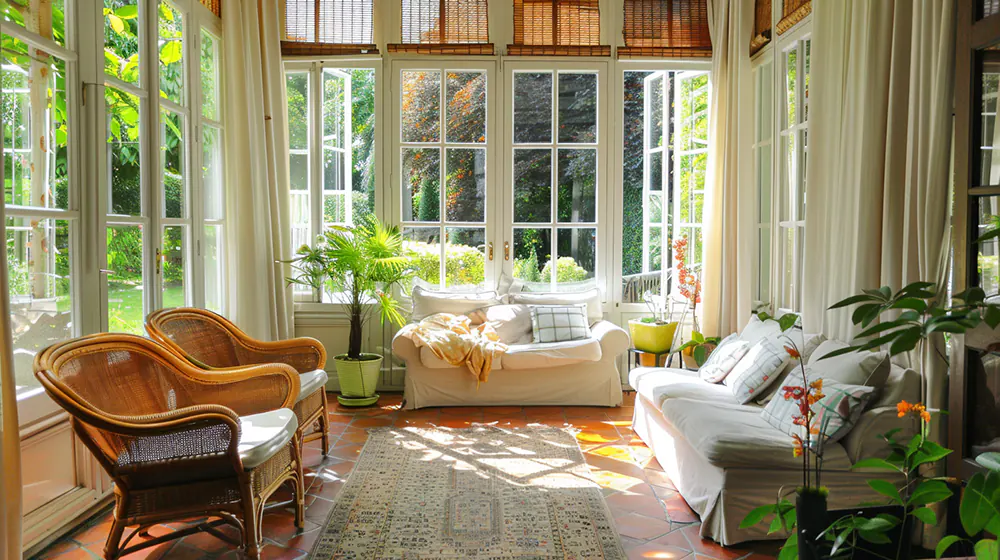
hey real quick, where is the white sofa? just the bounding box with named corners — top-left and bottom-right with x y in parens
top-left (629, 331), bottom-right (920, 545)
top-left (392, 286), bottom-right (629, 409)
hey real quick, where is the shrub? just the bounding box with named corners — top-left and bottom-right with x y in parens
top-left (405, 240), bottom-right (484, 288)
top-left (514, 256), bottom-right (590, 284)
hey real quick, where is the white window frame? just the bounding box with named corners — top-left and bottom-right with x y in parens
top-left (502, 59), bottom-right (608, 297)
top-left (751, 54), bottom-right (773, 306)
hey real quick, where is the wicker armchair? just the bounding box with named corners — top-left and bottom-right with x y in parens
top-left (33, 334), bottom-right (305, 560)
top-left (145, 308), bottom-right (331, 455)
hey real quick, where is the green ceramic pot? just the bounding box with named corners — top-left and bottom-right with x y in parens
top-left (335, 353), bottom-right (381, 407)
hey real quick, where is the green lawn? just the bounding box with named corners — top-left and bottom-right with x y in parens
top-left (109, 282), bottom-right (184, 334)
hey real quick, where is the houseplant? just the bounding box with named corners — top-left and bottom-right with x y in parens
top-left (287, 216), bottom-right (411, 407)
top-left (629, 290), bottom-right (679, 364)
top-left (676, 331), bottom-right (720, 368)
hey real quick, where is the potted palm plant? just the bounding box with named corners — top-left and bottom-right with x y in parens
top-left (288, 216), bottom-right (412, 407)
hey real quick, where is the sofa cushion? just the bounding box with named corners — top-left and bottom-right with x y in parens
top-left (807, 340), bottom-right (891, 391)
top-left (660, 398), bottom-right (851, 470)
top-left (753, 332), bottom-right (828, 405)
top-left (739, 315), bottom-right (783, 344)
top-left (871, 364), bottom-right (920, 409)
top-left (468, 304), bottom-right (533, 344)
top-left (724, 339), bottom-right (791, 404)
top-left (761, 380), bottom-right (875, 449)
top-left (629, 367), bottom-right (737, 410)
top-left (410, 286), bottom-right (501, 321)
top-left (503, 338), bottom-right (602, 369)
top-left (508, 289), bottom-right (603, 324)
top-left (698, 334), bottom-right (751, 383)
top-left (529, 304), bottom-right (592, 343)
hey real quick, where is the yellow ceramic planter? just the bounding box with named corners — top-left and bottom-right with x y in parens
top-left (628, 319), bottom-right (678, 354)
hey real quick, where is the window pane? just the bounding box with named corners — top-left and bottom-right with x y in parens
top-left (201, 31), bottom-right (219, 120)
top-left (204, 224), bottom-right (223, 312)
top-left (758, 227), bottom-right (771, 302)
top-left (402, 148), bottom-right (440, 222)
top-left (403, 227), bottom-right (441, 289)
top-left (758, 143), bottom-right (772, 223)
top-left (324, 193), bottom-right (346, 226)
top-left (158, 1), bottom-right (183, 104)
top-left (446, 72), bottom-right (486, 143)
top-left (649, 74), bottom-right (664, 149)
top-left (977, 196), bottom-right (1000, 295)
top-left (348, 69), bottom-right (376, 224)
top-left (679, 153), bottom-right (705, 222)
top-left (781, 133), bottom-right (795, 221)
top-left (513, 149), bottom-right (551, 223)
top-left (558, 73), bottom-right (597, 144)
top-left (286, 72), bottom-right (310, 152)
top-left (202, 125), bottom-right (223, 220)
top-left (104, 0), bottom-right (138, 81)
top-left (513, 72), bottom-right (552, 144)
top-left (804, 40), bottom-right (811, 121)
top-left (445, 148), bottom-right (485, 222)
top-left (106, 224), bottom-right (144, 334)
top-left (7, 218), bottom-right (71, 393)
top-left (677, 73), bottom-right (709, 151)
top-left (161, 109), bottom-right (185, 218)
top-left (622, 71), bottom-right (651, 302)
top-left (323, 147), bottom-right (345, 193)
top-left (785, 47), bottom-right (797, 128)
top-left (106, 87), bottom-right (143, 216)
top-left (402, 70), bottom-right (440, 143)
top-left (445, 227), bottom-right (485, 289)
top-left (648, 226), bottom-right (663, 272)
top-left (2, 48), bottom-right (70, 210)
top-left (982, 69), bottom-right (1000, 186)
top-left (557, 149), bottom-right (596, 223)
top-left (162, 225), bottom-right (186, 307)
top-left (323, 70), bottom-right (346, 149)
top-left (781, 227), bottom-right (794, 310)
top-left (556, 228), bottom-right (596, 287)
top-left (513, 228), bottom-right (551, 284)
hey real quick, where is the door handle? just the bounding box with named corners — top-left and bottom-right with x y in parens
top-left (155, 248), bottom-right (162, 274)
top-left (488, 242), bottom-right (494, 261)
top-left (504, 241), bottom-right (510, 261)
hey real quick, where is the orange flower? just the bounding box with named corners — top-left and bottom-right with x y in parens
top-left (785, 345), bottom-right (801, 359)
top-left (897, 400), bottom-right (931, 423)
top-left (792, 434), bottom-right (804, 457)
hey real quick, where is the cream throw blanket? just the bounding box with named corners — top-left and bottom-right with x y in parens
top-left (398, 313), bottom-right (508, 384)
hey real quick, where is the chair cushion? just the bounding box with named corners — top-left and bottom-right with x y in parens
top-left (502, 338), bottom-right (602, 369)
top-left (661, 398), bottom-right (851, 470)
top-left (629, 367), bottom-right (738, 410)
top-left (508, 289), bottom-right (604, 324)
top-left (296, 369), bottom-right (329, 403)
top-left (238, 409), bottom-right (298, 470)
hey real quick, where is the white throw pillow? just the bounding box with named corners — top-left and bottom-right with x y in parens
top-left (739, 314), bottom-right (784, 344)
top-left (752, 332), bottom-right (828, 405)
top-left (410, 286), bottom-right (501, 321)
top-left (698, 334), bottom-right (751, 383)
top-left (529, 304), bottom-right (592, 343)
top-left (468, 304), bottom-right (533, 344)
top-left (807, 340), bottom-right (891, 390)
top-left (510, 288), bottom-right (603, 324)
top-left (724, 339), bottom-right (791, 404)
top-left (761, 379), bottom-right (875, 448)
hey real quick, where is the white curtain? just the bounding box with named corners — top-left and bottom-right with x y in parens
top-left (0, 149), bottom-right (22, 557)
top-left (222, 0), bottom-right (294, 341)
top-left (702, 0), bottom-right (756, 337)
top-left (802, 0), bottom-right (954, 411)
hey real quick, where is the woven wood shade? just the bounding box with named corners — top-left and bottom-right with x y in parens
top-left (749, 0), bottom-right (770, 55)
top-left (198, 0), bottom-right (220, 18)
top-left (388, 0), bottom-right (494, 54)
top-left (618, 0), bottom-right (711, 59)
top-left (508, 0), bottom-right (610, 56)
top-left (776, 0), bottom-right (810, 35)
top-left (282, 0), bottom-right (379, 55)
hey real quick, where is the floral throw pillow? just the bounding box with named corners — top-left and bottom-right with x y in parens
top-left (761, 378), bottom-right (875, 449)
top-left (724, 339), bottom-right (791, 404)
top-left (698, 334), bottom-right (751, 383)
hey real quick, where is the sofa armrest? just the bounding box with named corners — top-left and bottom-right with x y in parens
top-left (592, 321), bottom-right (629, 360)
top-left (392, 330), bottom-right (421, 364)
top-left (841, 406), bottom-right (915, 464)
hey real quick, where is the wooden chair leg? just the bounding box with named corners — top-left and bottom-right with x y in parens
top-left (103, 498), bottom-right (128, 560)
top-left (320, 391), bottom-right (330, 455)
top-left (292, 437), bottom-right (306, 528)
top-left (240, 489), bottom-right (262, 559)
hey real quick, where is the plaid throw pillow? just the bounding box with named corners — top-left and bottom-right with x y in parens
top-left (529, 304), bottom-right (592, 343)
top-left (724, 339), bottom-right (791, 404)
top-left (699, 334), bottom-right (752, 383)
top-left (761, 377), bottom-right (875, 449)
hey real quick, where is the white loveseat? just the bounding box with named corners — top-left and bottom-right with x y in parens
top-left (629, 323), bottom-right (920, 545)
top-left (392, 286), bottom-right (629, 410)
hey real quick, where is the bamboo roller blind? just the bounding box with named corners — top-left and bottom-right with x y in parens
top-left (749, 0), bottom-right (770, 55)
top-left (198, 0), bottom-right (220, 18)
top-left (508, 0), bottom-right (610, 56)
top-left (282, 0), bottom-right (378, 55)
top-left (388, 0), bottom-right (494, 54)
top-left (776, 0), bottom-right (810, 35)
top-left (619, 0), bottom-right (711, 58)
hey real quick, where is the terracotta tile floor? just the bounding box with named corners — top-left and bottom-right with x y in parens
top-left (33, 393), bottom-right (780, 560)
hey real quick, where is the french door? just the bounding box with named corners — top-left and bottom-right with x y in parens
top-left (502, 61), bottom-right (608, 296)
top-left (391, 60), bottom-right (499, 292)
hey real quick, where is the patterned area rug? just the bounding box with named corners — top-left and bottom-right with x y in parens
top-left (309, 426), bottom-right (626, 559)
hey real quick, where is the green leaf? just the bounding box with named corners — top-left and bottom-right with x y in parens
top-left (817, 344), bottom-right (866, 360)
top-left (962, 473), bottom-right (1000, 535)
top-left (115, 4), bottom-right (138, 18)
top-left (851, 458), bottom-right (902, 472)
top-left (855, 320), bottom-right (908, 340)
top-left (778, 534), bottom-right (798, 560)
top-left (891, 297), bottom-right (928, 313)
top-left (912, 440), bottom-right (953, 468)
top-left (829, 293), bottom-right (878, 310)
top-left (976, 227), bottom-right (1000, 244)
top-left (858, 529), bottom-right (892, 544)
top-left (984, 306), bottom-right (1000, 330)
top-left (936, 535), bottom-right (962, 559)
top-left (855, 515), bottom-right (898, 532)
top-left (912, 507), bottom-right (938, 526)
top-left (693, 346), bottom-right (707, 366)
top-left (160, 40), bottom-right (182, 65)
top-left (107, 13), bottom-right (125, 34)
top-left (692, 331), bottom-right (705, 344)
top-left (977, 452), bottom-right (1000, 472)
top-left (778, 313), bottom-right (799, 332)
top-left (740, 504), bottom-right (777, 529)
top-left (867, 479), bottom-right (902, 504)
top-left (975, 539), bottom-right (998, 560)
top-left (889, 326), bottom-right (923, 356)
top-left (909, 479), bottom-right (953, 507)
